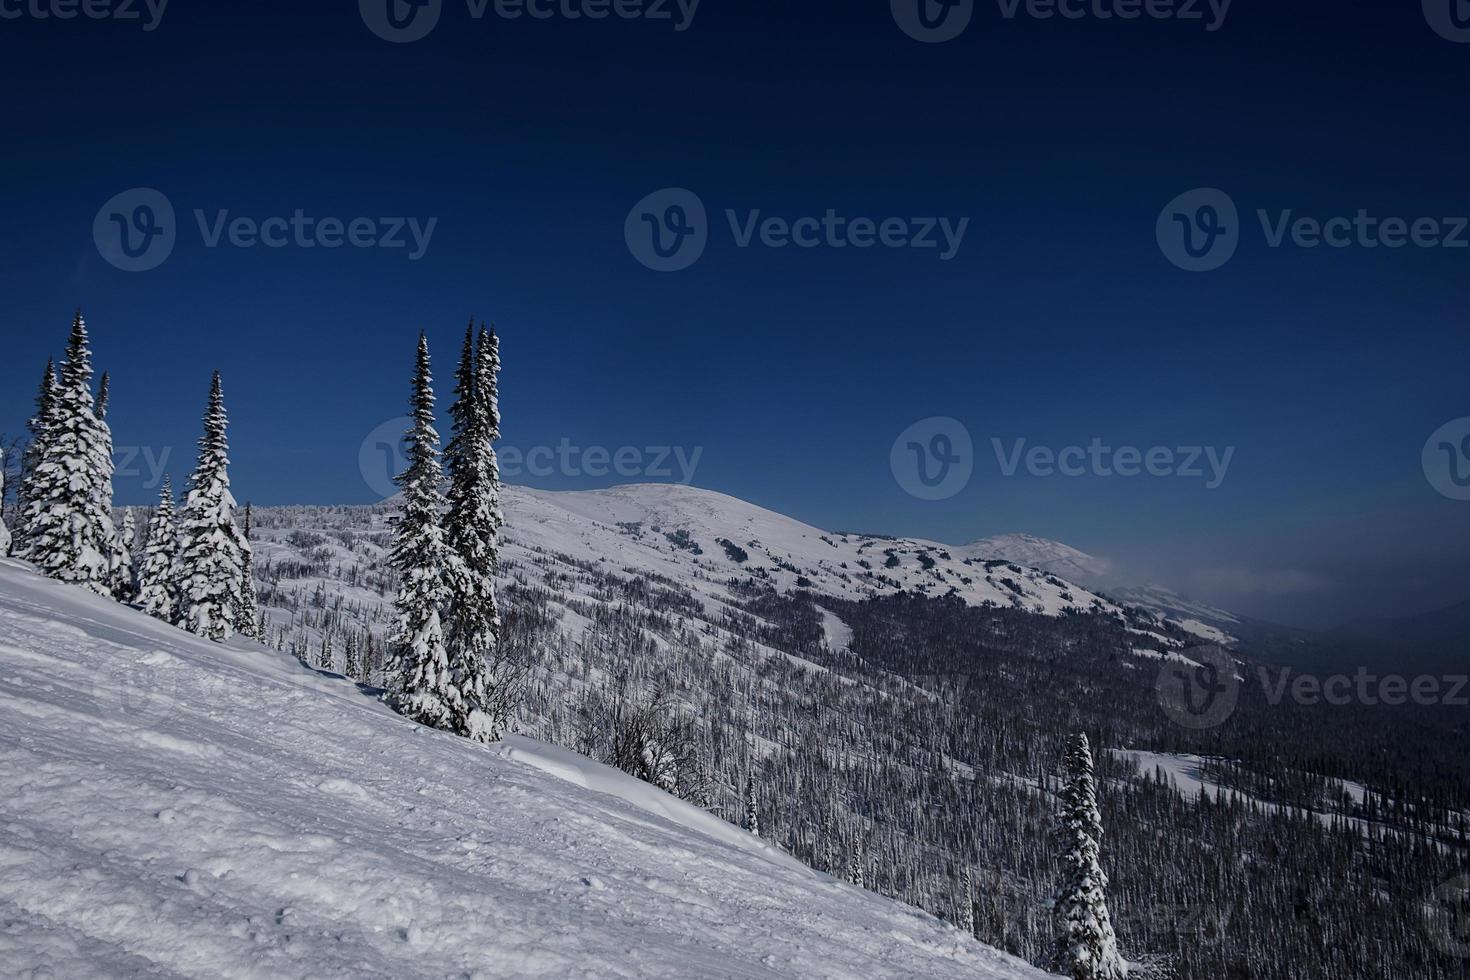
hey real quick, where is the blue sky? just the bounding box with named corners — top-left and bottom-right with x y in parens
top-left (1, 1), bottom-right (1468, 628)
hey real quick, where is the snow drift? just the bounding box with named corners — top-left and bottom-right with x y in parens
top-left (0, 557), bottom-right (1048, 979)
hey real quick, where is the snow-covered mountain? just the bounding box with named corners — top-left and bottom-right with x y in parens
top-left (963, 532), bottom-right (1241, 646)
top-left (247, 483), bottom-right (1194, 663)
top-left (0, 556), bottom-right (1049, 979)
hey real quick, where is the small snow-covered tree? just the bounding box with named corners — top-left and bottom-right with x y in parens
top-left (1052, 733), bottom-right (1127, 980)
top-left (20, 312), bottom-right (116, 593)
top-left (386, 333), bottom-right (459, 731)
top-left (847, 839), bottom-right (866, 888)
top-left (110, 507), bottom-right (138, 600)
top-left (957, 867), bottom-right (976, 935)
top-left (237, 502), bottom-right (264, 640)
top-left (137, 477), bottom-right (180, 622)
top-left (0, 449), bottom-right (11, 556)
top-left (17, 359), bottom-right (60, 536)
top-left (744, 773), bottom-right (761, 837)
top-left (176, 372), bottom-right (250, 641)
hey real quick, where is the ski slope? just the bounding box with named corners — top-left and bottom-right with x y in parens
top-left (0, 558), bottom-right (1050, 979)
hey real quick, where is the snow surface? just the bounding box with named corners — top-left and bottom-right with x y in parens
top-left (0, 558), bottom-right (1050, 979)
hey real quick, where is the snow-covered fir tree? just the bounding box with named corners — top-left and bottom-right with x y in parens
top-left (0, 449), bottom-right (11, 556)
top-left (109, 507), bottom-right (138, 600)
top-left (176, 372), bottom-right (250, 641)
top-left (137, 477), bottom-right (180, 622)
top-left (440, 322), bottom-right (512, 742)
top-left (744, 774), bottom-right (760, 837)
top-left (386, 333), bottom-right (459, 731)
top-left (17, 359), bottom-right (60, 539)
top-left (957, 867), bottom-right (976, 936)
top-left (20, 312), bottom-right (116, 593)
top-left (1052, 733), bottom-right (1127, 980)
top-left (237, 502), bottom-right (264, 640)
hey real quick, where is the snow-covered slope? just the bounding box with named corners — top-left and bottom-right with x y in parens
top-left (0, 558), bottom-right (1050, 979)
top-left (502, 484), bottom-right (1126, 619)
top-left (964, 531), bottom-right (1240, 645)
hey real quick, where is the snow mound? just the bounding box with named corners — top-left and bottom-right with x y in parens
top-left (0, 558), bottom-right (1048, 979)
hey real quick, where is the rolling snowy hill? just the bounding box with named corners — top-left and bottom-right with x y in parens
top-left (0, 557), bottom-right (1051, 979)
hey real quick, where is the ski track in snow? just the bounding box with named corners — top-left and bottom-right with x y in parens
top-left (0, 558), bottom-right (1049, 980)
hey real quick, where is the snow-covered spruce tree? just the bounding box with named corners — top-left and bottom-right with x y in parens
top-left (386, 333), bottom-right (459, 731)
top-left (0, 449), bottom-right (11, 556)
top-left (176, 372), bottom-right (250, 641)
top-left (17, 359), bottom-right (60, 540)
top-left (109, 507), bottom-right (138, 600)
top-left (440, 322), bottom-right (515, 742)
top-left (1052, 733), bottom-right (1127, 980)
top-left (20, 312), bottom-right (116, 593)
top-left (137, 477), bottom-right (180, 622)
top-left (957, 867), bottom-right (978, 936)
top-left (744, 774), bottom-right (761, 837)
top-left (237, 502), bottom-right (264, 640)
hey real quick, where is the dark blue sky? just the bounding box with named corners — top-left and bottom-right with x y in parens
top-left (2, 1), bottom-right (1468, 627)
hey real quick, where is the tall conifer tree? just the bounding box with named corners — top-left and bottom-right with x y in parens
top-left (387, 333), bottom-right (458, 730)
top-left (176, 372), bottom-right (249, 640)
top-left (1052, 734), bottom-right (1127, 980)
top-left (20, 312), bottom-right (116, 592)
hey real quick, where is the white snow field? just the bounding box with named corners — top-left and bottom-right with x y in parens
top-left (0, 558), bottom-right (1051, 980)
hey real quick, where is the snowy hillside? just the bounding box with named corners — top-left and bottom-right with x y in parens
top-left (505, 484), bottom-right (1131, 619)
top-left (0, 557), bottom-right (1051, 979)
top-left (967, 532), bottom-right (1240, 646)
